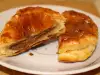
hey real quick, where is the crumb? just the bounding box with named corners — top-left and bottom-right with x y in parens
top-left (29, 52), bottom-right (34, 56)
top-left (56, 52), bottom-right (59, 54)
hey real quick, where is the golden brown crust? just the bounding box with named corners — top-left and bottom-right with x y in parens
top-left (0, 7), bottom-right (66, 56)
top-left (59, 10), bottom-right (98, 48)
top-left (0, 7), bottom-right (59, 43)
top-left (62, 11), bottom-right (97, 41)
top-left (58, 10), bottom-right (98, 62)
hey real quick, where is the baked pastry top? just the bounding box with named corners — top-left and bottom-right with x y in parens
top-left (0, 7), bottom-right (98, 63)
top-left (58, 10), bottom-right (98, 62)
top-left (0, 7), bottom-right (66, 56)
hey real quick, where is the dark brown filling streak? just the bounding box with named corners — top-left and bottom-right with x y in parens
top-left (9, 26), bottom-right (56, 53)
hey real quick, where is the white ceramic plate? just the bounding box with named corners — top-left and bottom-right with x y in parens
top-left (0, 5), bottom-right (100, 75)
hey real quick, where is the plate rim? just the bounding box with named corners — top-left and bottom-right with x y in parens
top-left (0, 4), bottom-right (100, 74)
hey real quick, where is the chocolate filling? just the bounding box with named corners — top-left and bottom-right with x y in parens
top-left (9, 26), bottom-right (55, 51)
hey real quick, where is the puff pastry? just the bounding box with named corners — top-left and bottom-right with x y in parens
top-left (0, 7), bottom-right (98, 63)
top-left (58, 11), bottom-right (98, 62)
top-left (0, 7), bottom-right (66, 56)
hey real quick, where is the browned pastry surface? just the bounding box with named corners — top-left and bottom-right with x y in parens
top-left (0, 7), bottom-right (66, 56)
top-left (58, 11), bottom-right (98, 62)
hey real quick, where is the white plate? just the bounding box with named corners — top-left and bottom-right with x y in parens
top-left (0, 5), bottom-right (100, 75)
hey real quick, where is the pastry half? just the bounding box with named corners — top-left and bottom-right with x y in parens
top-left (0, 7), bottom-right (66, 56)
top-left (58, 11), bottom-right (98, 62)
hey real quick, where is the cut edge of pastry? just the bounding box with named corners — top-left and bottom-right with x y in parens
top-left (58, 35), bottom-right (98, 62)
top-left (0, 13), bottom-right (66, 56)
top-left (58, 45), bottom-right (96, 62)
top-left (58, 10), bottom-right (98, 62)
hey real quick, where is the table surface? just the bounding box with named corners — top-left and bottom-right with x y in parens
top-left (0, 0), bottom-right (100, 75)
